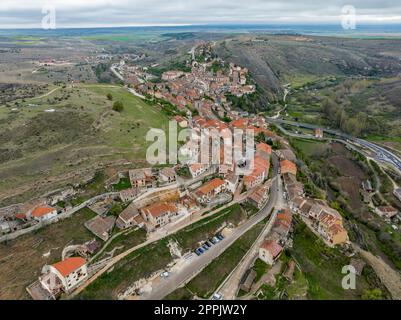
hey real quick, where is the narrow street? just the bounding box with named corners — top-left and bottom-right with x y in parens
top-left (216, 160), bottom-right (286, 299)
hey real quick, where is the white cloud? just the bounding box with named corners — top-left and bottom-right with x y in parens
top-left (0, 0), bottom-right (401, 28)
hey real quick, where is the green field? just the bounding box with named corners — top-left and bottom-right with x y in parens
top-left (290, 220), bottom-right (376, 300)
top-left (253, 258), bottom-right (270, 282)
top-left (83, 84), bottom-right (170, 151)
top-left (366, 135), bottom-right (401, 153)
top-left (290, 138), bottom-right (329, 157)
top-left (112, 177), bottom-right (132, 191)
top-left (93, 228), bottom-right (148, 263)
top-left (256, 265), bottom-right (308, 300)
top-left (81, 33), bottom-right (163, 43)
top-left (164, 287), bottom-right (194, 300)
top-left (0, 84), bottom-right (169, 206)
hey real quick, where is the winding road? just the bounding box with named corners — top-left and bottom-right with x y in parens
top-left (267, 118), bottom-right (401, 175)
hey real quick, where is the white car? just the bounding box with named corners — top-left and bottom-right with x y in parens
top-left (212, 293), bottom-right (223, 300)
top-left (160, 271), bottom-right (170, 278)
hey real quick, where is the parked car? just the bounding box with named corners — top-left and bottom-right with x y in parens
top-left (205, 241), bottom-right (213, 247)
top-left (217, 234), bottom-right (224, 241)
top-left (195, 249), bottom-right (203, 256)
top-left (212, 236), bottom-right (220, 243)
top-left (160, 271), bottom-right (170, 278)
top-left (212, 293), bottom-right (223, 300)
top-left (202, 244), bottom-right (209, 251)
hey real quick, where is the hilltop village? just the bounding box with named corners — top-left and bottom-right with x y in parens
top-left (1, 41), bottom-right (400, 301)
top-left (0, 108), bottom-right (351, 300)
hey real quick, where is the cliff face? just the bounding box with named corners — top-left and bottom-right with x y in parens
top-left (214, 38), bottom-right (284, 105)
top-left (214, 34), bottom-right (401, 108)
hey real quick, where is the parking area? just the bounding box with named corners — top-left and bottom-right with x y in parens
top-left (194, 233), bottom-right (225, 256)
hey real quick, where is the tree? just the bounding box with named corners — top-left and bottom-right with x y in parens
top-left (106, 93), bottom-right (113, 101)
top-left (112, 101), bottom-right (124, 112)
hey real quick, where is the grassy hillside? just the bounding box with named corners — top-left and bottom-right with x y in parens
top-left (215, 35), bottom-right (401, 143)
top-left (0, 84), bottom-right (169, 205)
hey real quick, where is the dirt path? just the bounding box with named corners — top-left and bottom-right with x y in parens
top-left (367, 159), bottom-right (388, 204)
top-left (353, 244), bottom-right (401, 300)
top-left (30, 87), bottom-right (60, 100)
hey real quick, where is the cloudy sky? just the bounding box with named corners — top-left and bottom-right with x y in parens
top-left (1, 0), bottom-right (401, 28)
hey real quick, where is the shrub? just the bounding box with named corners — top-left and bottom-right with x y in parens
top-left (112, 101), bottom-right (124, 112)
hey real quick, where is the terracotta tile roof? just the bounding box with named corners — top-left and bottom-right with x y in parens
top-left (376, 206), bottom-right (398, 218)
top-left (256, 143), bottom-right (272, 155)
top-left (318, 211), bottom-right (342, 228)
top-left (244, 166), bottom-right (265, 184)
top-left (277, 209), bottom-right (292, 227)
top-left (260, 240), bottom-right (283, 258)
top-left (328, 223), bottom-right (346, 236)
top-left (141, 202), bottom-right (177, 218)
top-left (244, 155), bottom-right (270, 185)
top-left (52, 257), bottom-right (86, 277)
top-left (377, 206), bottom-right (398, 214)
top-left (31, 206), bottom-right (55, 218)
top-left (280, 159), bottom-right (297, 173)
top-left (273, 220), bottom-right (291, 236)
top-left (196, 178), bottom-right (225, 196)
top-left (248, 185), bottom-right (269, 204)
top-left (205, 119), bottom-right (229, 132)
top-left (120, 188), bottom-right (140, 199)
top-left (189, 163), bottom-right (206, 172)
top-left (231, 118), bottom-right (249, 129)
top-left (255, 155), bottom-right (269, 170)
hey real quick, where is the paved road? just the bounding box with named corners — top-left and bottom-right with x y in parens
top-left (216, 155), bottom-right (285, 299)
top-left (110, 65), bottom-right (124, 81)
top-left (0, 192), bottom-right (119, 243)
top-left (140, 155), bottom-right (282, 300)
top-left (268, 118), bottom-right (401, 174)
top-left (272, 122), bottom-right (366, 157)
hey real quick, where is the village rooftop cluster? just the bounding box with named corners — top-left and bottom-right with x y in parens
top-left (1, 42), bottom-right (400, 301)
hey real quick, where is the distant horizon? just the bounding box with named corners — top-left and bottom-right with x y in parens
top-left (2, 23), bottom-right (401, 39)
top-left (2, 22), bottom-right (401, 31)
